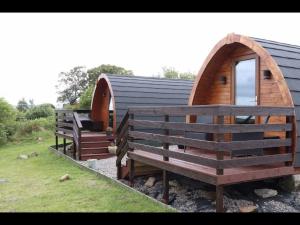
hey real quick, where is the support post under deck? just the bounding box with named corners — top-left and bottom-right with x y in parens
top-left (129, 159), bottom-right (135, 187)
top-left (216, 185), bottom-right (224, 213)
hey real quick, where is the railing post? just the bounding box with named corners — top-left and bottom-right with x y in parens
top-left (129, 113), bottom-right (135, 187)
top-left (216, 115), bottom-right (224, 213)
top-left (63, 112), bottom-right (66, 154)
top-left (162, 114), bottom-right (169, 204)
top-left (286, 115), bottom-right (295, 166)
top-left (55, 112), bottom-right (58, 150)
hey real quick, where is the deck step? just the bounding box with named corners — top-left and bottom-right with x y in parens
top-left (81, 141), bottom-right (111, 148)
top-left (81, 147), bottom-right (109, 154)
top-left (81, 136), bottom-right (110, 142)
top-left (81, 153), bottom-right (114, 161)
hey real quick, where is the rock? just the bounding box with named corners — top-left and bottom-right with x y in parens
top-left (87, 159), bottom-right (97, 169)
top-left (193, 189), bottom-right (216, 200)
top-left (254, 188), bottom-right (278, 198)
top-left (295, 194), bottom-right (300, 207)
top-left (59, 174), bottom-right (70, 182)
top-left (278, 175), bottom-right (300, 192)
top-left (224, 196), bottom-right (255, 212)
top-left (0, 178), bottom-right (7, 184)
top-left (145, 177), bottom-right (156, 187)
top-left (17, 154), bottom-right (28, 160)
top-left (169, 180), bottom-right (180, 187)
top-left (37, 137), bottom-right (43, 141)
top-left (239, 206), bottom-right (258, 213)
top-left (108, 146), bottom-right (117, 155)
top-left (30, 152), bottom-right (38, 157)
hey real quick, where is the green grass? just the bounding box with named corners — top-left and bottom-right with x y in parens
top-left (0, 132), bottom-right (174, 212)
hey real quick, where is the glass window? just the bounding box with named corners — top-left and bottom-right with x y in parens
top-left (235, 58), bottom-right (256, 124)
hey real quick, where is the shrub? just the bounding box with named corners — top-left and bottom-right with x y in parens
top-left (14, 117), bottom-right (55, 137)
top-left (0, 97), bottom-right (16, 123)
top-left (79, 85), bottom-right (94, 109)
top-left (0, 123), bottom-right (8, 145)
top-left (25, 104), bottom-right (55, 120)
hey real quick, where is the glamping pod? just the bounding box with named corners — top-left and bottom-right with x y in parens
top-left (91, 74), bottom-right (194, 134)
top-left (189, 33), bottom-right (300, 166)
top-left (119, 33), bottom-right (300, 212)
top-left (55, 74), bottom-right (193, 161)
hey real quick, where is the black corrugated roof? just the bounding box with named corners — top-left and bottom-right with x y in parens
top-left (104, 74), bottom-right (194, 126)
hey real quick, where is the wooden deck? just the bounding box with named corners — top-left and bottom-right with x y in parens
top-left (115, 105), bottom-right (297, 212)
top-left (128, 148), bottom-right (294, 186)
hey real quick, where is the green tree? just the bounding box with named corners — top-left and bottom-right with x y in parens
top-left (162, 67), bottom-right (179, 79)
top-left (25, 104), bottom-right (55, 120)
top-left (0, 98), bottom-right (17, 145)
top-left (16, 98), bottom-right (29, 112)
top-left (87, 64), bottom-right (133, 85)
top-left (162, 66), bottom-right (195, 80)
top-left (56, 66), bottom-right (89, 105)
top-left (79, 85), bottom-right (94, 109)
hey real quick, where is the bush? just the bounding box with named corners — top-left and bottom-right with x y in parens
top-left (13, 117), bottom-right (55, 138)
top-left (0, 123), bottom-right (8, 145)
top-left (79, 85), bottom-right (94, 109)
top-left (25, 104), bottom-right (55, 120)
top-left (0, 97), bottom-right (16, 123)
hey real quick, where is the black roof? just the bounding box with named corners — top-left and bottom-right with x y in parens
top-left (105, 74), bottom-right (194, 125)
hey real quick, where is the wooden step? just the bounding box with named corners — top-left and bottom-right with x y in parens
top-left (81, 153), bottom-right (114, 161)
top-left (81, 141), bottom-right (111, 148)
top-left (81, 147), bottom-right (109, 154)
top-left (81, 136), bottom-right (110, 142)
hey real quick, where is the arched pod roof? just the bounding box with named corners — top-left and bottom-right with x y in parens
top-left (91, 73), bottom-right (194, 131)
top-left (189, 33), bottom-right (300, 166)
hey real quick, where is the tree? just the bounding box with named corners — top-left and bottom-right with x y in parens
top-left (25, 104), bottom-right (55, 120)
top-left (16, 98), bottom-right (29, 112)
top-left (79, 85), bottom-right (94, 109)
top-left (0, 98), bottom-right (16, 123)
top-left (56, 66), bottom-right (89, 105)
top-left (87, 64), bottom-right (133, 85)
top-left (162, 67), bottom-right (179, 79)
top-left (162, 66), bottom-right (196, 80)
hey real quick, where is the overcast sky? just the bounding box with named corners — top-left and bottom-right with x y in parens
top-left (1, 13), bottom-right (300, 107)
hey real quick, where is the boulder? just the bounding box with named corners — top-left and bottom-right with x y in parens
top-left (30, 152), bottom-right (38, 157)
top-left (254, 188), bottom-right (278, 198)
top-left (108, 146), bottom-right (117, 155)
top-left (17, 154), bottom-right (28, 160)
top-left (278, 175), bottom-right (300, 192)
top-left (239, 206), bottom-right (258, 213)
top-left (0, 178), bottom-right (7, 184)
top-left (59, 174), bottom-right (70, 182)
top-left (145, 177), bottom-right (156, 187)
top-left (169, 180), bottom-right (180, 187)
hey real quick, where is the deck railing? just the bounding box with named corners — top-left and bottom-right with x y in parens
top-left (116, 105), bottom-right (296, 178)
top-left (55, 109), bottom-right (91, 159)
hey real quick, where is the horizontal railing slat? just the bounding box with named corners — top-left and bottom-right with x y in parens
top-left (129, 119), bottom-right (292, 133)
top-left (219, 153), bottom-right (292, 169)
top-left (220, 138), bottom-right (291, 151)
top-left (57, 122), bottom-right (73, 128)
top-left (128, 142), bottom-right (219, 168)
top-left (129, 130), bottom-right (219, 151)
top-left (128, 105), bottom-right (295, 116)
top-left (56, 127), bottom-right (73, 134)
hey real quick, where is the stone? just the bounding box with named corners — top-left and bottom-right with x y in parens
top-left (145, 176), bottom-right (156, 187)
top-left (30, 152), bottom-right (38, 157)
top-left (87, 159), bottom-right (97, 169)
top-left (59, 174), bottom-right (70, 182)
top-left (37, 137), bottom-right (43, 141)
top-left (239, 206), bottom-right (258, 213)
top-left (17, 154), bottom-right (28, 160)
top-left (261, 200), bottom-right (297, 212)
top-left (278, 175), bottom-right (300, 192)
top-left (169, 180), bottom-right (180, 187)
top-left (193, 189), bottom-right (216, 200)
top-left (108, 146), bottom-right (117, 155)
top-left (254, 188), bottom-right (278, 198)
top-left (224, 196), bottom-right (255, 212)
top-left (0, 178), bottom-right (7, 184)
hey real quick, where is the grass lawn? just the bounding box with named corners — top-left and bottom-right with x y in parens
top-left (0, 134), bottom-right (174, 212)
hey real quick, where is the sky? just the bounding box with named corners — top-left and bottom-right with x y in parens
top-left (1, 13), bottom-right (300, 107)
